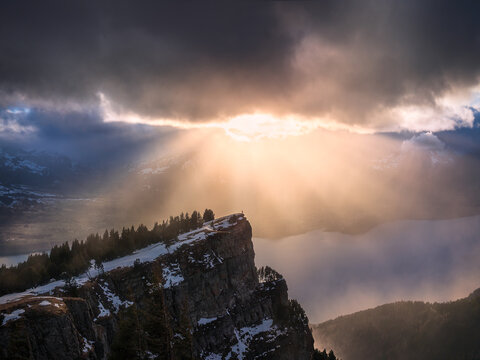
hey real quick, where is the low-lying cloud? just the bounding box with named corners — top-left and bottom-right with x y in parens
top-left (254, 215), bottom-right (480, 323)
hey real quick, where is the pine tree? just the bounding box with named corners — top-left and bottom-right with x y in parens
top-left (203, 209), bottom-right (215, 222)
top-left (110, 305), bottom-right (143, 359)
top-left (142, 263), bottom-right (173, 359)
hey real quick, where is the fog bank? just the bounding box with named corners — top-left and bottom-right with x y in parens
top-left (254, 215), bottom-right (480, 323)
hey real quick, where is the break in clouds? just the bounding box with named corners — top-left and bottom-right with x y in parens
top-left (1, 0), bottom-right (480, 131)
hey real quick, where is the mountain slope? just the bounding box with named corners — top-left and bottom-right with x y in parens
top-left (0, 214), bottom-right (315, 359)
top-left (311, 289), bottom-right (480, 360)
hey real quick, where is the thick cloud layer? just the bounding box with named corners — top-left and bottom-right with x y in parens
top-left (0, 107), bottom-right (177, 164)
top-left (1, 1), bottom-right (480, 129)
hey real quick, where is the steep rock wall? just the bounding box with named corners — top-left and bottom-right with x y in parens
top-left (0, 215), bottom-right (314, 359)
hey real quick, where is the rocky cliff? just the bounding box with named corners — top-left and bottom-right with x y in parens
top-left (0, 214), bottom-right (314, 359)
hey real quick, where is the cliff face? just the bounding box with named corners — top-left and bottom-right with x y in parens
top-left (0, 215), bottom-right (314, 359)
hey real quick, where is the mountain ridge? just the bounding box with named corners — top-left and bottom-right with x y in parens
top-left (0, 214), bottom-right (315, 359)
top-left (311, 288), bottom-right (480, 360)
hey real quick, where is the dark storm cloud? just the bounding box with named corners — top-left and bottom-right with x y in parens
top-left (1, 1), bottom-right (480, 126)
top-left (0, 1), bottom-right (293, 120)
top-left (0, 107), bottom-right (177, 164)
top-left (285, 0), bottom-right (480, 122)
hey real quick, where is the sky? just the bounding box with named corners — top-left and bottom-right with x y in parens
top-left (1, 0), bottom-right (480, 149)
top-left (2, 0), bottom-right (480, 320)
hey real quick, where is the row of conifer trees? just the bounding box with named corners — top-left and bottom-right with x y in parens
top-left (0, 209), bottom-right (215, 296)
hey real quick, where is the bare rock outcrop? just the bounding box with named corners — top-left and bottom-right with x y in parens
top-left (0, 215), bottom-right (314, 359)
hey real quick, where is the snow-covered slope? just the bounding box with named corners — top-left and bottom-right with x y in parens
top-left (0, 214), bottom-right (244, 305)
top-left (0, 213), bottom-right (314, 360)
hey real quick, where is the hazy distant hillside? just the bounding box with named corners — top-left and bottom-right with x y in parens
top-left (312, 289), bottom-right (480, 360)
top-left (0, 147), bottom-right (99, 211)
top-left (0, 147), bottom-right (112, 255)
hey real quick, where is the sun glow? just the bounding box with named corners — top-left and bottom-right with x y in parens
top-left (94, 125), bottom-right (404, 240)
top-left (99, 93), bottom-right (371, 142)
top-left (100, 93), bottom-right (319, 141)
top-left (219, 114), bottom-right (322, 142)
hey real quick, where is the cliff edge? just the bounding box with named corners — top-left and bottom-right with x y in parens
top-left (0, 214), bottom-right (314, 359)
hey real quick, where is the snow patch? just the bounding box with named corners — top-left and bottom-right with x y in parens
top-left (3, 157), bottom-right (46, 174)
top-left (82, 336), bottom-right (94, 353)
top-left (198, 316), bottom-right (217, 326)
top-left (0, 213), bottom-right (244, 305)
top-left (162, 263), bottom-right (184, 288)
top-left (1, 309), bottom-right (25, 326)
top-left (96, 301), bottom-right (111, 319)
top-left (203, 353), bottom-right (223, 360)
top-left (145, 350), bottom-right (158, 359)
top-left (225, 318), bottom-right (280, 360)
top-left (188, 250), bottom-right (223, 269)
top-left (98, 282), bottom-right (133, 313)
top-left (203, 251), bottom-right (223, 269)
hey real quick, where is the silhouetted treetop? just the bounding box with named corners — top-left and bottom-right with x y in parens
top-left (0, 208), bottom-right (219, 296)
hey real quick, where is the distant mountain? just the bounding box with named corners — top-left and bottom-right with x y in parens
top-left (0, 147), bottom-right (80, 189)
top-left (0, 147), bottom-right (107, 254)
top-left (0, 147), bottom-right (96, 212)
top-left (0, 148), bottom-right (81, 222)
top-left (311, 289), bottom-right (480, 360)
